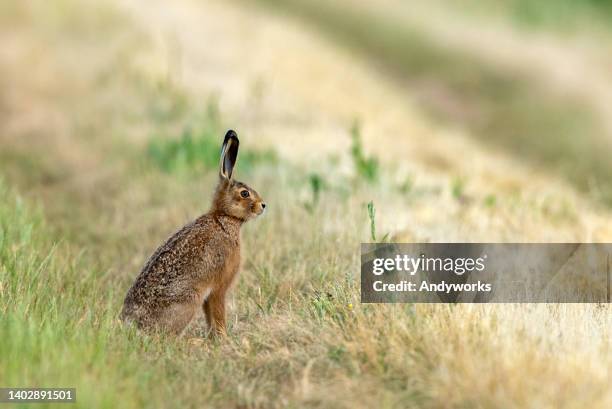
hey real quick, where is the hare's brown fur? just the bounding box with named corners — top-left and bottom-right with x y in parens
top-left (121, 131), bottom-right (265, 336)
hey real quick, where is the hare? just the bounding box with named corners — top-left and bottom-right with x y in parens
top-left (121, 130), bottom-right (266, 336)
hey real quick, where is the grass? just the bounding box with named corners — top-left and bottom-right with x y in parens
top-left (366, 201), bottom-right (389, 243)
top-left (446, 0), bottom-right (612, 33)
top-left (303, 173), bottom-right (325, 213)
top-left (3, 180), bottom-right (609, 408)
top-left (148, 102), bottom-right (277, 175)
top-left (0, 184), bottom-right (144, 408)
top-left (1, 0), bottom-right (611, 408)
top-left (2, 181), bottom-right (610, 408)
top-left (350, 122), bottom-right (379, 184)
top-left (451, 177), bottom-right (466, 201)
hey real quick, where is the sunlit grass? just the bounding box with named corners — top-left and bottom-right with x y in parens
top-left (3, 176), bottom-right (608, 408)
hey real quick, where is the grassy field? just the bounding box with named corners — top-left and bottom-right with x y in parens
top-left (1, 0), bottom-right (611, 408)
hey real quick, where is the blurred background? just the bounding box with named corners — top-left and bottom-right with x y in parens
top-left (2, 0), bottom-right (612, 232)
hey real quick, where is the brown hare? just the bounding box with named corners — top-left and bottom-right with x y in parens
top-left (121, 130), bottom-right (266, 336)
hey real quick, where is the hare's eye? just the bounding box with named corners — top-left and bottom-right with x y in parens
top-left (240, 190), bottom-right (250, 198)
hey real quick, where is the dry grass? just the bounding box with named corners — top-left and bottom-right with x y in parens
top-left (0, 0), bottom-right (611, 408)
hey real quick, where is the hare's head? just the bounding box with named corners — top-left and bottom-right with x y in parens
top-left (211, 130), bottom-right (266, 221)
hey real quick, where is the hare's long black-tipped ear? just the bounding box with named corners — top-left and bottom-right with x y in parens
top-left (219, 130), bottom-right (239, 180)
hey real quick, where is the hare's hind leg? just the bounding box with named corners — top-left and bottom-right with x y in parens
top-left (156, 302), bottom-right (198, 335)
top-left (203, 290), bottom-right (227, 336)
top-left (203, 300), bottom-right (212, 329)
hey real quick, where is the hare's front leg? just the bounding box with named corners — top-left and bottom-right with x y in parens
top-left (203, 290), bottom-right (227, 336)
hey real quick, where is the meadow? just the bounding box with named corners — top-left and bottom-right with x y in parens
top-left (0, 0), bottom-right (611, 408)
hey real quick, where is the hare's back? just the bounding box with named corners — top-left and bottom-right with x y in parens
top-left (128, 217), bottom-right (226, 303)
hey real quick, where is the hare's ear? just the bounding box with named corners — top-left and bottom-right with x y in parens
top-left (219, 130), bottom-right (239, 180)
